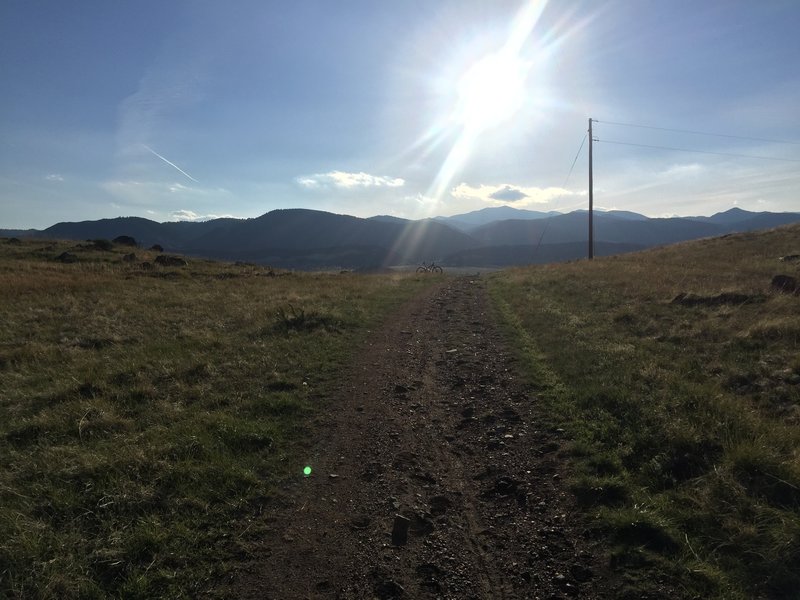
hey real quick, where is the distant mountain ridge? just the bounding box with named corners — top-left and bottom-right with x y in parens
top-left (2, 206), bottom-right (799, 269)
top-left (435, 206), bottom-right (558, 231)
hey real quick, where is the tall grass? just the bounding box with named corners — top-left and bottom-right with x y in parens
top-left (489, 224), bottom-right (800, 599)
top-left (0, 239), bottom-right (433, 598)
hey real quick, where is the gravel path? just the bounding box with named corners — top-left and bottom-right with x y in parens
top-left (231, 277), bottom-right (608, 599)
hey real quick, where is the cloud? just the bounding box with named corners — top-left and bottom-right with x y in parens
top-left (102, 179), bottom-right (228, 198)
top-left (100, 180), bottom-right (234, 222)
top-left (661, 163), bottom-right (703, 178)
top-left (45, 173), bottom-right (64, 182)
top-left (489, 185), bottom-right (528, 201)
top-left (451, 183), bottom-right (581, 207)
top-left (169, 182), bottom-right (192, 193)
top-left (297, 170), bottom-right (405, 190)
top-left (115, 32), bottom-right (209, 159)
top-left (170, 209), bottom-right (234, 222)
top-left (406, 193), bottom-right (438, 207)
top-left (102, 180), bottom-right (148, 196)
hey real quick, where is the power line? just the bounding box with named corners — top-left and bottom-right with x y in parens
top-left (535, 133), bottom-right (588, 261)
top-left (596, 139), bottom-right (800, 163)
top-left (594, 119), bottom-right (800, 146)
top-left (563, 133), bottom-right (587, 187)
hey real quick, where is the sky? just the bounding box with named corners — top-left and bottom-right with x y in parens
top-left (1, 0), bottom-right (799, 229)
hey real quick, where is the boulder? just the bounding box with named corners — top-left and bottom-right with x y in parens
top-left (88, 239), bottom-right (113, 251)
top-left (671, 292), bottom-right (761, 306)
top-left (154, 255), bottom-right (188, 267)
top-left (771, 274), bottom-right (798, 294)
top-left (112, 235), bottom-right (137, 247)
top-left (56, 252), bottom-right (78, 263)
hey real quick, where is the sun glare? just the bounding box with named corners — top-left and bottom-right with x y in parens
top-left (422, 0), bottom-right (551, 203)
top-left (456, 51), bottom-right (529, 132)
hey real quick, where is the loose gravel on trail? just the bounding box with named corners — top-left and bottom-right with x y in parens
top-left (231, 277), bottom-right (608, 599)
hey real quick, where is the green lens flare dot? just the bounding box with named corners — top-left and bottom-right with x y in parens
top-left (303, 466), bottom-right (312, 477)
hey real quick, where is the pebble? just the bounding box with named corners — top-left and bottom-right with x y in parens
top-left (392, 514), bottom-right (411, 546)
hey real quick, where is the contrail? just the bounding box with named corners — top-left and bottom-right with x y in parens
top-left (142, 144), bottom-right (199, 183)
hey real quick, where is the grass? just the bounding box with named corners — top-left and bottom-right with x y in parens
top-left (489, 224), bottom-right (800, 599)
top-left (0, 238), bottom-right (436, 598)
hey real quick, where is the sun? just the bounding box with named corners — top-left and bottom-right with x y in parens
top-left (419, 0), bottom-right (551, 202)
top-left (455, 50), bottom-right (530, 132)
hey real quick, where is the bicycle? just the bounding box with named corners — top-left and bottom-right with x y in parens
top-left (416, 261), bottom-right (444, 274)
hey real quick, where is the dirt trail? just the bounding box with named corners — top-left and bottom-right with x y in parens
top-left (232, 277), bottom-right (607, 599)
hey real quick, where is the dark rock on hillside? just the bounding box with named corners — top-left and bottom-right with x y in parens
top-left (122, 253), bottom-right (137, 262)
top-left (671, 292), bottom-right (765, 306)
top-left (113, 235), bottom-right (137, 246)
top-left (56, 252), bottom-right (78, 263)
top-left (150, 244), bottom-right (164, 252)
top-left (155, 255), bottom-right (188, 267)
top-left (771, 275), bottom-right (798, 294)
top-left (88, 239), bottom-right (113, 251)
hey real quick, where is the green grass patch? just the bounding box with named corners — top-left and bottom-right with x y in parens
top-left (0, 238), bottom-right (435, 598)
top-left (489, 224), bottom-right (800, 599)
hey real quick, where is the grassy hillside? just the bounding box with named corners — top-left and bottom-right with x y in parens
top-left (0, 238), bottom-right (435, 598)
top-left (489, 224), bottom-right (800, 599)
top-left (4, 227), bottom-right (798, 598)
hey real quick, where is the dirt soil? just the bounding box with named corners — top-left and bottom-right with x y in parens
top-left (230, 277), bottom-right (610, 599)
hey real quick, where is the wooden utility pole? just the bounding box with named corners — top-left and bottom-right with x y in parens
top-left (588, 117), bottom-right (594, 260)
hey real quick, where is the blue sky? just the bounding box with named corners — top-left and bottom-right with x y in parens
top-left (1, 0), bottom-right (798, 229)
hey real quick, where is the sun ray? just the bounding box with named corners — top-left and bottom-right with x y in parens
top-left (424, 0), bottom-right (550, 202)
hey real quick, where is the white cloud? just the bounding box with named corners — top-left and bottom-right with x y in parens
top-left (660, 162), bottom-right (703, 178)
top-left (406, 193), bottom-right (438, 208)
top-left (100, 179), bottom-right (235, 224)
top-left (297, 170), bottom-right (405, 190)
top-left (45, 173), bottom-right (64, 182)
top-left (172, 209), bottom-right (199, 220)
top-left (115, 31), bottom-right (209, 159)
top-left (450, 183), bottom-right (582, 207)
top-left (171, 209), bottom-right (234, 222)
top-left (102, 179), bottom-right (229, 199)
top-left (102, 180), bottom-right (147, 196)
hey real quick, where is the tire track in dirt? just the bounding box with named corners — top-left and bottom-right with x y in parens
top-left (230, 277), bottom-right (607, 599)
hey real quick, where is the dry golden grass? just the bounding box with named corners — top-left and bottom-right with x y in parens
top-left (0, 237), bottom-right (435, 598)
top-left (490, 224), bottom-right (800, 599)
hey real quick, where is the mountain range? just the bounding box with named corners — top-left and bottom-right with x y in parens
top-left (2, 206), bottom-right (799, 270)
